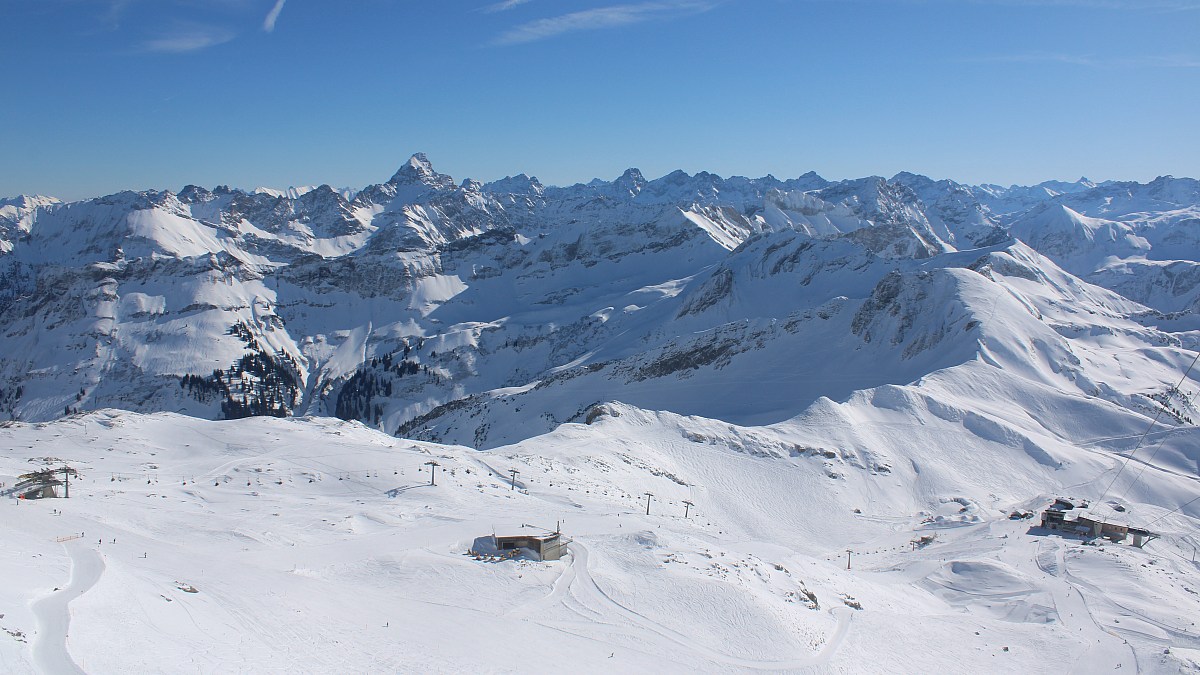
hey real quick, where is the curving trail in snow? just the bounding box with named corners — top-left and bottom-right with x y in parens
top-left (1034, 539), bottom-right (1136, 673)
top-left (30, 544), bottom-right (104, 675)
top-left (514, 541), bottom-right (851, 670)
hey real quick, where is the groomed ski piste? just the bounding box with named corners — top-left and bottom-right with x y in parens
top-left (2, 404), bottom-right (1199, 673)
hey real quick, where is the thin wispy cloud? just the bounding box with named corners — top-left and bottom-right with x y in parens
top-left (102, 0), bottom-right (136, 29)
top-left (263, 0), bottom-right (287, 32)
top-left (803, 0), bottom-right (1200, 9)
top-left (142, 24), bottom-right (235, 53)
top-left (965, 0), bottom-right (1200, 8)
top-left (973, 52), bottom-right (1098, 65)
top-left (484, 0), bottom-right (535, 12)
top-left (968, 52), bottom-right (1200, 67)
top-left (492, 1), bottom-right (716, 46)
top-left (1132, 55), bottom-right (1200, 67)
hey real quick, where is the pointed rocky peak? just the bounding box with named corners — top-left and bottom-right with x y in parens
top-left (388, 153), bottom-right (455, 191)
top-left (660, 169), bottom-right (691, 185)
top-left (351, 153), bottom-right (460, 208)
top-left (177, 185), bottom-right (215, 204)
top-left (1032, 177), bottom-right (1097, 196)
top-left (613, 168), bottom-right (646, 196)
top-left (296, 184), bottom-right (350, 208)
top-left (778, 171), bottom-right (830, 192)
top-left (890, 171), bottom-right (937, 189)
top-left (893, 172), bottom-right (980, 202)
top-left (646, 170), bottom-right (714, 198)
top-left (398, 152), bottom-right (434, 178)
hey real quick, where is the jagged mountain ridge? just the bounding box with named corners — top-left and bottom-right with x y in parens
top-left (1, 156), bottom-right (1198, 449)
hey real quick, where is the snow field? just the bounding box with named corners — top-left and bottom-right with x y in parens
top-left (2, 405), bottom-right (1198, 672)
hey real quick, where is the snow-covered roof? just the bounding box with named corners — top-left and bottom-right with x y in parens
top-left (495, 532), bottom-right (559, 542)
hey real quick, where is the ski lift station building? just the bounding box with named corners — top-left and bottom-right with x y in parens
top-left (11, 477), bottom-right (63, 500)
top-left (493, 532), bottom-right (566, 561)
top-left (1040, 497), bottom-right (1158, 547)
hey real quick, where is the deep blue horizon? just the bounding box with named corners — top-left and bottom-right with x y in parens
top-left (3, 0), bottom-right (1198, 201)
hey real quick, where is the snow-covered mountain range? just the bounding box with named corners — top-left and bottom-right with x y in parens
top-left (3, 155), bottom-right (1197, 441)
top-left (4, 156), bottom-right (1200, 672)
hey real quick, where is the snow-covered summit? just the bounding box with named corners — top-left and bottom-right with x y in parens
top-left (0, 195), bottom-right (61, 253)
top-left (972, 176), bottom-right (1100, 217)
top-left (1010, 203), bottom-right (1148, 262)
top-left (0, 194), bottom-right (61, 210)
top-left (253, 185), bottom-right (357, 201)
top-left (483, 173), bottom-right (545, 197)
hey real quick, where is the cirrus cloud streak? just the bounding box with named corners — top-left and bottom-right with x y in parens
top-left (491, 1), bottom-right (716, 46)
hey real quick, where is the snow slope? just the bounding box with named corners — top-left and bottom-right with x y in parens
top-left (0, 407), bottom-right (1197, 673)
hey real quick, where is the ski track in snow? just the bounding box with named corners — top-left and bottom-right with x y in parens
top-left (509, 541), bottom-right (851, 670)
top-left (30, 544), bottom-right (104, 675)
top-left (1034, 538), bottom-right (1136, 673)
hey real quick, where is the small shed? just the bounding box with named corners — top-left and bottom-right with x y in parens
top-left (493, 533), bottom-right (565, 561)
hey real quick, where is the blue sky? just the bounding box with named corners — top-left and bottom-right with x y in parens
top-left (2, 0), bottom-right (1198, 199)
